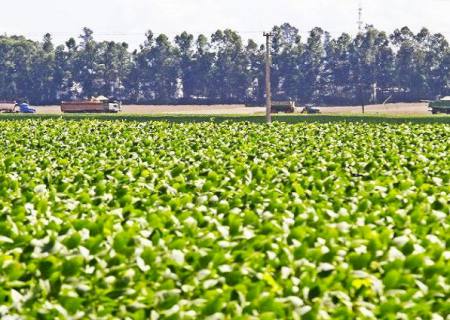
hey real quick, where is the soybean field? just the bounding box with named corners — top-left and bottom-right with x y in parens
top-left (0, 119), bottom-right (449, 319)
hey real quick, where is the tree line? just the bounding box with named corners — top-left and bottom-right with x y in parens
top-left (0, 24), bottom-right (449, 105)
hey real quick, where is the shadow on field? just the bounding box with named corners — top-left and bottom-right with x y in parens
top-left (1, 114), bottom-right (450, 124)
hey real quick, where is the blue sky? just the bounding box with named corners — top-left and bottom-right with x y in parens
top-left (2, 0), bottom-right (450, 48)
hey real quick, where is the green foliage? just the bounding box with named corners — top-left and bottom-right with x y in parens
top-left (0, 119), bottom-right (448, 319)
top-left (1, 24), bottom-right (450, 105)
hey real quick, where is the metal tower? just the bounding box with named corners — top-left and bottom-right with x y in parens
top-left (358, 3), bottom-right (363, 33)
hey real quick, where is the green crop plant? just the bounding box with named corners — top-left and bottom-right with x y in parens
top-left (0, 119), bottom-right (448, 319)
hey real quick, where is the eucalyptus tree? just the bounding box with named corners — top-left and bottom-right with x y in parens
top-left (390, 27), bottom-right (425, 101)
top-left (131, 32), bottom-right (179, 103)
top-left (175, 32), bottom-right (195, 101)
top-left (349, 26), bottom-right (396, 104)
top-left (189, 34), bottom-right (215, 101)
top-left (322, 33), bottom-right (353, 104)
top-left (210, 29), bottom-right (250, 102)
top-left (28, 33), bottom-right (58, 104)
top-left (244, 39), bottom-right (265, 103)
top-left (270, 23), bottom-right (303, 101)
top-left (95, 41), bottom-right (132, 99)
top-left (72, 28), bottom-right (100, 98)
top-left (0, 35), bottom-right (37, 101)
top-left (1, 24), bottom-right (450, 105)
top-left (373, 31), bottom-right (395, 102)
top-left (299, 27), bottom-right (326, 103)
top-left (415, 29), bottom-right (450, 98)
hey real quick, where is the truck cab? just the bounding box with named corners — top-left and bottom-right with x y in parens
top-left (105, 100), bottom-right (122, 113)
top-left (18, 103), bottom-right (36, 114)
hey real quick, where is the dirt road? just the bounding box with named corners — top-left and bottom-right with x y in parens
top-left (36, 104), bottom-right (266, 115)
top-left (35, 102), bottom-right (430, 116)
top-left (317, 102), bottom-right (429, 115)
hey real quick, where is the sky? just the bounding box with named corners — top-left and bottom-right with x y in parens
top-left (1, 0), bottom-right (450, 48)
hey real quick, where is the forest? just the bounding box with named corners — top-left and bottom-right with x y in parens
top-left (0, 23), bottom-right (449, 105)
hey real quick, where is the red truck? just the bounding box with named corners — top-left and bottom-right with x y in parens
top-left (61, 97), bottom-right (122, 113)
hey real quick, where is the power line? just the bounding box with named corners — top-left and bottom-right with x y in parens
top-left (3, 30), bottom-right (266, 37)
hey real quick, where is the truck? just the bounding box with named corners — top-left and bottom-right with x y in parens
top-left (0, 101), bottom-right (36, 114)
top-left (61, 97), bottom-right (122, 113)
top-left (271, 100), bottom-right (296, 113)
top-left (428, 96), bottom-right (450, 114)
top-left (0, 101), bottom-right (18, 113)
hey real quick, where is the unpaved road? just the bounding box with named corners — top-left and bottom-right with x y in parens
top-left (35, 102), bottom-right (430, 116)
top-left (318, 103), bottom-right (429, 115)
top-left (36, 104), bottom-right (266, 115)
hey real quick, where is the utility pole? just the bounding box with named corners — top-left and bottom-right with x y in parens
top-left (357, 2), bottom-right (365, 114)
top-left (264, 32), bottom-right (273, 124)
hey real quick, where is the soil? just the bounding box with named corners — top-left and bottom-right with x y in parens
top-left (34, 102), bottom-right (430, 116)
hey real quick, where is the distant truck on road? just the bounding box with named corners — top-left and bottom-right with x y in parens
top-left (61, 96), bottom-right (122, 113)
top-left (428, 96), bottom-right (450, 114)
top-left (271, 100), bottom-right (296, 113)
top-left (0, 101), bottom-right (36, 113)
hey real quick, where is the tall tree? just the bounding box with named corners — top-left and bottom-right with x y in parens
top-left (74, 27), bottom-right (99, 98)
top-left (1, 24), bottom-right (450, 105)
top-left (299, 27), bottom-right (325, 103)
top-left (271, 23), bottom-right (303, 101)
top-left (189, 34), bottom-right (215, 101)
top-left (131, 32), bottom-right (178, 103)
top-left (210, 29), bottom-right (250, 102)
top-left (175, 32), bottom-right (195, 101)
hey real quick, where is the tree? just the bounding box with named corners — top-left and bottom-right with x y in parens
top-left (189, 34), bottom-right (215, 101)
top-left (28, 34), bottom-right (57, 103)
top-left (391, 27), bottom-right (426, 101)
top-left (299, 27), bottom-right (325, 103)
top-left (131, 32), bottom-right (178, 103)
top-left (245, 39), bottom-right (265, 103)
top-left (0, 24), bottom-right (450, 105)
top-left (175, 32), bottom-right (195, 101)
top-left (73, 28), bottom-right (99, 98)
top-left (96, 41), bottom-right (132, 99)
top-left (322, 33), bottom-right (352, 104)
top-left (210, 29), bottom-right (250, 102)
top-left (270, 23), bottom-right (303, 101)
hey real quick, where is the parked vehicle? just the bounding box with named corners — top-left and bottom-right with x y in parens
top-left (0, 101), bottom-right (36, 114)
top-left (428, 96), bottom-right (450, 114)
top-left (61, 96), bottom-right (122, 113)
top-left (271, 100), bottom-right (296, 113)
top-left (301, 104), bottom-right (321, 114)
top-left (0, 101), bottom-right (18, 113)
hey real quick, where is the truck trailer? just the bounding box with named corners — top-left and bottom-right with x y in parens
top-left (0, 101), bottom-right (18, 113)
top-left (61, 98), bottom-right (122, 113)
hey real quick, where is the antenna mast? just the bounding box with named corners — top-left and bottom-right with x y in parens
top-left (358, 3), bottom-right (363, 33)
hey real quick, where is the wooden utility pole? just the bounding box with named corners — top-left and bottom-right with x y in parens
top-left (264, 32), bottom-right (273, 123)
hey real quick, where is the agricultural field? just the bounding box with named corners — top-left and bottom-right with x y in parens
top-left (0, 119), bottom-right (449, 319)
